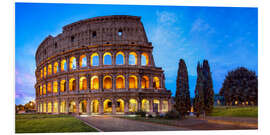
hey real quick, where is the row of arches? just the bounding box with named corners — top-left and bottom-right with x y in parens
top-left (37, 98), bottom-right (169, 114)
top-left (39, 52), bottom-right (150, 79)
top-left (38, 75), bottom-right (161, 95)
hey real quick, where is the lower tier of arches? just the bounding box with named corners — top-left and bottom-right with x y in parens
top-left (36, 97), bottom-right (171, 115)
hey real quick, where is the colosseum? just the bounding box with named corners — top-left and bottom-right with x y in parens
top-left (35, 15), bottom-right (172, 115)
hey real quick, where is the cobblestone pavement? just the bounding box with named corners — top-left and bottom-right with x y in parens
top-left (77, 115), bottom-right (188, 132)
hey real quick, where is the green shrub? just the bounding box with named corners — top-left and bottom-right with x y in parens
top-left (165, 110), bottom-right (180, 119)
top-left (136, 111), bottom-right (147, 117)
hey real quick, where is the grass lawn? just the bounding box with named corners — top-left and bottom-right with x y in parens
top-left (209, 106), bottom-right (258, 117)
top-left (15, 114), bottom-right (98, 133)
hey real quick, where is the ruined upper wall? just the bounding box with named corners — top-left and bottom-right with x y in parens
top-left (35, 15), bottom-right (151, 65)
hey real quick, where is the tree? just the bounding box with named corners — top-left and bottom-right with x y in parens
top-left (202, 60), bottom-right (214, 114)
top-left (175, 59), bottom-right (191, 118)
top-left (219, 67), bottom-right (258, 105)
top-left (194, 62), bottom-right (205, 117)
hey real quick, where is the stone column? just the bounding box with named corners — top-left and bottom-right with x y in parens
top-left (87, 53), bottom-right (91, 68)
top-left (66, 56), bottom-right (70, 72)
top-left (76, 100), bottom-right (80, 114)
top-left (99, 52), bottom-right (103, 66)
top-left (125, 74), bottom-right (129, 91)
top-left (159, 99), bottom-right (162, 113)
top-left (51, 101), bottom-right (54, 113)
top-left (76, 75), bottom-right (80, 93)
top-left (46, 101), bottom-right (48, 113)
top-left (99, 74), bottom-right (103, 91)
top-left (137, 51), bottom-right (141, 66)
top-left (138, 75), bottom-right (141, 91)
top-left (149, 76), bottom-right (153, 89)
top-left (124, 51), bottom-right (129, 65)
top-left (99, 98), bottom-right (104, 114)
top-left (58, 99), bottom-right (61, 114)
top-left (124, 99), bottom-right (129, 114)
top-left (58, 79), bottom-right (61, 95)
top-left (76, 55), bottom-right (80, 70)
top-left (66, 76), bottom-right (69, 93)
top-left (112, 52), bottom-right (116, 65)
top-left (87, 99), bottom-right (91, 115)
top-left (87, 74), bottom-right (91, 92)
top-left (137, 98), bottom-right (141, 112)
top-left (66, 100), bottom-right (69, 114)
top-left (112, 99), bottom-right (116, 114)
top-left (112, 74), bottom-right (116, 92)
top-left (149, 99), bottom-right (153, 113)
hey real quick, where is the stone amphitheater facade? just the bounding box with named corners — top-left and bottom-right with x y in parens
top-left (35, 15), bottom-right (172, 115)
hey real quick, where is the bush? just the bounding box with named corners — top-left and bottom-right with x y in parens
top-left (136, 111), bottom-right (147, 117)
top-left (165, 110), bottom-right (180, 119)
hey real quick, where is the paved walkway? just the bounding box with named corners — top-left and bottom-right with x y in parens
top-left (77, 115), bottom-right (188, 132)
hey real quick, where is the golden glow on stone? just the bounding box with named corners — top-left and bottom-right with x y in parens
top-left (129, 75), bottom-right (138, 88)
top-left (141, 76), bottom-right (149, 89)
top-left (91, 76), bottom-right (99, 90)
top-left (60, 80), bottom-right (66, 92)
top-left (54, 62), bottom-right (58, 73)
top-left (61, 59), bottom-right (66, 71)
top-left (153, 77), bottom-right (160, 89)
top-left (141, 99), bottom-right (150, 112)
top-left (103, 99), bottom-right (112, 113)
top-left (91, 99), bottom-right (99, 113)
top-left (79, 77), bottom-right (87, 90)
top-left (116, 75), bottom-right (125, 89)
top-left (129, 99), bottom-right (138, 112)
top-left (53, 81), bottom-right (58, 93)
top-left (103, 76), bottom-right (112, 89)
top-left (116, 99), bottom-right (125, 112)
top-left (48, 64), bottom-right (52, 75)
top-left (69, 78), bottom-right (75, 91)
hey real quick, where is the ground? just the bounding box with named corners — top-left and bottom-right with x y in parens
top-left (15, 114), bottom-right (98, 133)
top-left (209, 106), bottom-right (258, 117)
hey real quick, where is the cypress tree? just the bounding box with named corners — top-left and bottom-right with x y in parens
top-left (194, 62), bottom-right (205, 117)
top-left (202, 60), bottom-right (214, 114)
top-left (175, 59), bottom-right (191, 118)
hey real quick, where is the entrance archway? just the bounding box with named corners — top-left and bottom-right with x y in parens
top-left (91, 100), bottom-right (99, 113)
top-left (116, 99), bottom-right (124, 113)
top-left (103, 99), bottom-right (112, 113)
top-left (69, 101), bottom-right (76, 113)
top-left (79, 100), bottom-right (87, 113)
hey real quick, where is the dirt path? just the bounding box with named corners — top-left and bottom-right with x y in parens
top-left (77, 115), bottom-right (188, 132)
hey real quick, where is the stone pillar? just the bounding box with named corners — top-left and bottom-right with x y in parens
top-left (66, 56), bottom-right (70, 72)
top-left (149, 76), bottom-right (153, 89)
top-left (124, 99), bottom-right (129, 114)
top-left (99, 52), bottom-right (103, 66)
top-left (76, 75), bottom-right (80, 93)
top-left (138, 75), bottom-right (141, 91)
top-left (76, 100), bottom-right (80, 114)
top-left (58, 99), bottom-right (61, 114)
top-left (125, 51), bottom-right (129, 65)
top-left (149, 99), bottom-right (153, 113)
top-left (159, 99), bottom-right (162, 113)
top-left (99, 98), bottom-right (104, 114)
top-left (87, 54), bottom-right (91, 68)
top-left (58, 79), bottom-right (61, 95)
top-left (112, 99), bottom-right (116, 114)
top-left (138, 51), bottom-right (141, 66)
top-left (66, 100), bottom-right (69, 113)
top-left (66, 76), bottom-right (69, 93)
top-left (99, 74), bottom-right (103, 91)
top-left (112, 52), bottom-right (116, 65)
top-left (138, 98), bottom-right (141, 112)
top-left (46, 101), bottom-right (48, 113)
top-left (76, 55), bottom-right (80, 70)
top-left (58, 59), bottom-right (61, 73)
top-left (51, 101), bottom-right (54, 113)
top-left (87, 74), bottom-right (91, 92)
top-left (87, 100), bottom-right (91, 115)
top-left (112, 74), bottom-right (116, 92)
top-left (125, 74), bottom-right (129, 91)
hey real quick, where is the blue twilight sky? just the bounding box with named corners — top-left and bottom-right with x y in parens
top-left (15, 3), bottom-right (258, 105)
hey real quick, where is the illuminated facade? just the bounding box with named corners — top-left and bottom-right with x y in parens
top-left (35, 15), bottom-right (172, 115)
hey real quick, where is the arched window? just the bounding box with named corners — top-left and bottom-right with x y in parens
top-left (40, 69), bottom-right (43, 79)
top-left (103, 52), bottom-right (112, 65)
top-left (141, 52), bottom-right (149, 66)
top-left (141, 99), bottom-right (150, 112)
top-left (69, 101), bottom-right (76, 113)
top-left (129, 75), bottom-right (138, 89)
top-left (116, 99), bottom-right (124, 113)
top-left (91, 53), bottom-right (99, 66)
top-left (43, 84), bottom-right (46, 95)
top-left (70, 57), bottom-right (76, 70)
top-left (116, 75), bottom-right (125, 89)
top-left (47, 82), bottom-right (52, 93)
top-left (48, 64), bottom-right (52, 75)
top-left (91, 99), bottom-right (99, 113)
top-left (60, 80), bottom-right (66, 92)
top-left (116, 52), bottom-right (125, 65)
top-left (48, 102), bottom-right (52, 113)
top-left (153, 99), bottom-right (160, 113)
top-left (153, 77), bottom-right (160, 89)
top-left (141, 76), bottom-right (149, 89)
top-left (60, 101), bottom-right (66, 113)
top-left (53, 81), bottom-right (58, 93)
top-left (54, 62), bottom-right (58, 73)
top-left (103, 76), bottom-right (112, 89)
top-left (39, 85), bottom-right (42, 95)
top-left (162, 100), bottom-right (169, 113)
top-left (91, 76), bottom-right (99, 90)
top-left (61, 59), bottom-right (66, 71)
top-left (40, 103), bottom-right (43, 112)
top-left (79, 77), bottom-right (87, 90)
top-left (80, 55), bottom-right (87, 68)
top-left (43, 102), bottom-right (47, 113)
top-left (69, 78), bottom-right (76, 91)
top-left (103, 99), bottom-right (112, 113)
top-left (129, 52), bottom-right (137, 65)
top-left (129, 99), bottom-right (138, 112)
top-left (79, 100), bottom-right (87, 113)
top-left (43, 67), bottom-right (47, 78)
top-left (53, 101), bottom-right (58, 113)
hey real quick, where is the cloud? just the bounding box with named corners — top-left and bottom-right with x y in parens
top-left (156, 11), bottom-right (177, 25)
top-left (190, 18), bottom-right (215, 36)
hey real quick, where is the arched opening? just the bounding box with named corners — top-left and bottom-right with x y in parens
top-left (91, 100), bottom-right (99, 113)
top-left (129, 52), bottom-right (137, 65)
top-left (39, 85), bottom-right (42, 95)
top-left (129, 75), bottom-right (138, 89)
top-left (116, 75), bottom-right (125, 89)
top-left (91, 76), bottom-right (99, 90)
top-left (60, 80), bottom-right (66, 92)
top-left (79, 100), bottom-right (87, 113)
top-left (91, 53), bottom-right (99, 66)
top-left (116, 99), bottom-right (124, 113)
top-left (54, 62), bottom-right (58, 73)
top-left (103, 99), bottom-right (112, 113)
top-left (70, 56), bottom-right (76, 70)
top-left (43, 84), bottom-right (46, 95)
top-left (141, 99), bottom-right (150, 112)
top-left (40, 69), bottom-right (43, 78)
top-left (103, 52), bottom-right (112, 65)
top-left (129, 99), bottom-right (138, 112)
top-left (48, 102), bottom-right (52, 113)
top-left (162, 100), bottom-right (169, 113)
top-left (44, 67), bottom-right (47, 78)
top-left (61, 59), bottom-right (67, 71)
top-left (103, 76), bottom-right (112, 89)
top-left (53, 101), bottom-right (58, 113)
top-left (153, 99), bottom-right (160, 113)
top-left (153, 77), bottom-right (160, 89)
top-left (141, 76), bottom-right (149, 89)
top-left (79, 77), bottom-right (87, 90)
top-left (60, 101), bottom-right (66, 113)
top-left (47, 82), bottom-right (52, 93)
top-left (69, 78), bottom-right (76, 91)
top-left (48, 64), bottom-right (52, 75)
top-left (43, 102), bottom-right (47, 113)
top-left (69, 101), bottom-right (76, 113)
top-left (141, 52), bottom-right (149, 66)
top-left (53, 81), bottom-right (58, 93)
top-left (116, 52), bottom-right (125, 65)
top-left (40, 103), bottom-right (43, 113)
top-left (79, 55), bottom-right (87, 68)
